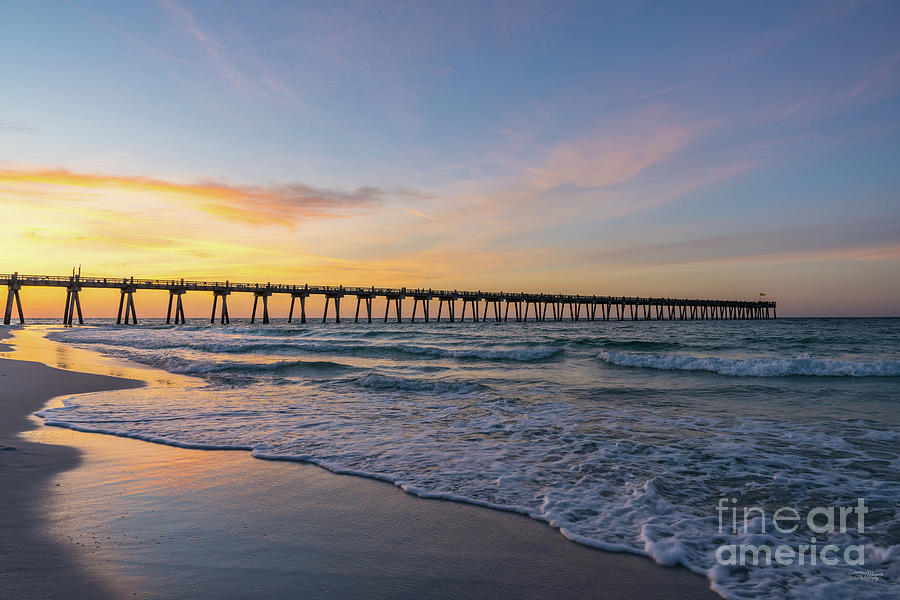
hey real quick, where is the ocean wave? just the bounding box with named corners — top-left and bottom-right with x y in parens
top-left (48, 329), bottom-right (562, 363)
top-left (596, 340), bottom-right (684, 351)
top-left (184, 340), bottom-right (561, 362)
top-left (351, 372), bottom-right (487, 394)
top-left (123, 352), bottom-right (354, 378)
top-left (598, 351), bottom-right (900, 377)
top-left (405, 344), bottom-right (562, 361)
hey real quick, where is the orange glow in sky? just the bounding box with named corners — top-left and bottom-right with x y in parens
top-left (3, 166), bottom-right (898, 317)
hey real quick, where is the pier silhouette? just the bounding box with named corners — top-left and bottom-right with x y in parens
top-left (2, 273), bottom-right (776, 326)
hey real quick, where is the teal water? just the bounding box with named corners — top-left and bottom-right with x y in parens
top-left (34, 318), bottom-right (900, 599)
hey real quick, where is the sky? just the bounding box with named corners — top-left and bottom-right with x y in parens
top-left (1, 0), bottom-right (899, 317)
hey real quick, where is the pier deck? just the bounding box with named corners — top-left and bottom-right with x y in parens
top-left (2, 273), bottom-right (776, 325)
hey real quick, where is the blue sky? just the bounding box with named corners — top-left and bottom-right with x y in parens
top-left (1, 0), bottom-right (899, 315)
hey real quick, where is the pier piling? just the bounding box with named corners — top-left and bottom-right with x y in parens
top-left (251, 290), bottom-right (271, 324)
top-left (63, 280), bottom-right (83, 326)
top-left (167, 289), bottom-right (186, 325)
top-left (3, 273), bottom-right (24, 325)
top-left (117, 283), bottom-right (138, 325)
top-left (212, 289), bottom-right (231, 324)
top-left (323, 287), bottom-right (344, 323)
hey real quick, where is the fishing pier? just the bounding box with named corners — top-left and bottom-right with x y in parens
top-left (2, 273), bottom-right (776, 326)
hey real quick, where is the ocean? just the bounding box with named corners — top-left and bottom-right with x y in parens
top-left (34, 318), bottom-right (900, 599)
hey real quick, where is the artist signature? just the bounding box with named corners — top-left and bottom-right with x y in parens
top-left (849, 569), bottom-right (885, 583)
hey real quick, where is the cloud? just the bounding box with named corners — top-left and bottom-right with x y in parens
top-left (405, 208), bottom-right (433, 220)
top-left (69, 0), bottom-right (192, 66)
top-left (834, 49), bottom-right (900, 106)
top-left (157, 0), bottom-right (301, 105)
top-left (583, 217), bottom-right (900, 266)
top-left (630, 80), bottom-right (696, 102)
top-left (0, 168), bottom-right (390, 226)
top-left (629, 1), bottom-right (867, 108)
top-left (531, 124), bottom-right (693, 190)
top-left (702, 1), bottom-right (864, 78)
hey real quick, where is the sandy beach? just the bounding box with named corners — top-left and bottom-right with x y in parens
top-left (0, 327), bottom-right (143, 599)
top-left (1, 326), bottom-right (718, 599)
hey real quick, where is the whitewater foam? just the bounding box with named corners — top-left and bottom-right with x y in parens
top-left (47, 328), bottom-right (562, 363)
top-left (598, 350), bottom-right (900, 377)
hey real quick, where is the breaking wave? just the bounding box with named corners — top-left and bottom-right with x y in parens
top-left (598, 351), bottom-right (900, 377)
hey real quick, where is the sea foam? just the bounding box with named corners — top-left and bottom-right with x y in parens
top-left (598, 350), bottom-right (900, 377)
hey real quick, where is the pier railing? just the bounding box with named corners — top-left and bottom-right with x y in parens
top-left (1, 272), bottom-right (776, 326)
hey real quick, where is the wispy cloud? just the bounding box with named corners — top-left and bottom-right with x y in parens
top-left (834, 49), bottom-right (900, 106)
top-left (69, 0), bottom-right (192, 66)
top-left (750, 48), bottom-right (900, 128)
top-left (630, 1), bottom-right (867, 107)
top-left (583, 217), bottom-right (900, 266)
top-left (630, 80), bottom-right (696, 102)
top-left (704, 0), bottom-right (864, 77)
top-left (531, 124), bottom-right (692, 189)
top-left (157, 0), bottom-right (301, 105)
top-left (0, 168), bottom-right (391, 226)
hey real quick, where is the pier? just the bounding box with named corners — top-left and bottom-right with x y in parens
top-left (2, 273), bottom-right (776, 326)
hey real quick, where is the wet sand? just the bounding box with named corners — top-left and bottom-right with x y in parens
top-left (0, 326), bottom-right (718, 599)
top-left (0, 327), bottom-right (144, 599)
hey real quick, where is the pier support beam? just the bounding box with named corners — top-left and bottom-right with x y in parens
top-left (355, 295), bottom-right (374, 323)
top-left (212, 290), bottom-right (231, 324)
top-left (523, 301), bottom-right (541, 322)
top-left (460, 298), bottom-right (479, 322)
top-left (117, 286), bottom-right (137, 325)
top-left (384, 295), bottom-right (404, 323)
top-left (4, 274), bottom-right (24, 325)
top-left (288, 288), bottom-right (308, 324)
top-left (437, 297), bottom-right (456, 322)
top-left (411, 296), bottom-right (431, 323)
top-left (288, 285), bottom-right (310, 324)
top-left (167, 289), bottom-right (186, 325)
top-left (63, 284), bottom-right (83, 326)
top-left (504, 300), bottom-right (523, 322)
top-left (323, 293), bottom-right (343, 323)
top-left (251, 291), bottom-right (271, 324)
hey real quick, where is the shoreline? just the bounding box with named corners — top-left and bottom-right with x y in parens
top-left (0, 326), bottom-right (145, 599)
top-left (1, 325), bottom-right (719, 599)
